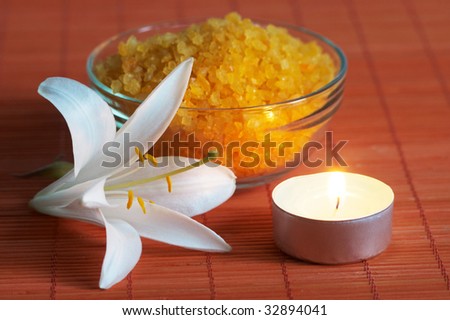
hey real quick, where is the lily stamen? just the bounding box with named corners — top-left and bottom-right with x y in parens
top-left (126, 190), bottom-right (134, 209)
top-left (126, 191), bottom-right (148, 214)
top-left (137, 197), bottom-right (146, 214)
top-left (166, 176), bottom-right (172, 193)
top-left (135, 147), bottom-right (145, 163)
top-left (145, 154), bottom-right (158, 166)
top-left (105, 150), bottom-right (218, 192)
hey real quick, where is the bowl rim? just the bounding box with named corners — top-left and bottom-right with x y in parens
top-left (86, 19), bottom-right (347, 112)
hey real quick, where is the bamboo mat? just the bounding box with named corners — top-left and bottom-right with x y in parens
top-left (1, 0), bottom-right (450, 300)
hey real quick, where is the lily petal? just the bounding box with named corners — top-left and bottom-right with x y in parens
top-left (112, 58), bottom-right (193, 169)
top-left (33, 201), bottom-right (105, 227)
top-left (106, 157), bottom-right (236, 217)
top-left (38, 78), bottom-right (116, 178)
top-left (30, 176), bottom-right (108, 211)
top-left (99, 217), bottom-right (142, 289)
top-left (81, 178), bottom-right (110, 208)
top-left (102, 195), bottom-right (231, 252)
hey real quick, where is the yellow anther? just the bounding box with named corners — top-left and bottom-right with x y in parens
top-left (137, 196), bottom-right (146, 214)
top-left (126, 190), bottom-right (134, 209)
top-left (135, 147), bottom-right (145, 163)
top-left (166, 176), bottom-right (172, 193)
top-left (149, 200), bottom-right (155, 204)
top-left (144, 154), bottom-right (158, 166)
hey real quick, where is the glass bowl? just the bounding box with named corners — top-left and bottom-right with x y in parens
top-left (87, 20), bottom-right (347, 188)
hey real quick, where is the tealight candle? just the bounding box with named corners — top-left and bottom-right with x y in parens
top-left (272, 172), bottom-right (394, 264)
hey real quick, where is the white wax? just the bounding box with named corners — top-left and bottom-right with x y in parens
top-left (272, 172), bottom-right (394, 221)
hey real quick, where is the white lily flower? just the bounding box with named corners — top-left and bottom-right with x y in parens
top-left (29, 58), bottom-right (236, 289)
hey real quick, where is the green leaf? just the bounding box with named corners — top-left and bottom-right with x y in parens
top-left (16, 160), bottom-right (73, 179)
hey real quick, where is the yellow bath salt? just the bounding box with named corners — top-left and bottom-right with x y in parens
top-left (95, 12), bottom-right (336, 180)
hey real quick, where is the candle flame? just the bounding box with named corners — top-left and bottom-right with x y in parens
top-left (329, 172), bottom-right (346, 211)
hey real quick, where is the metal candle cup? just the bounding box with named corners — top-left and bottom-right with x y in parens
top-left (272, 172), bottom-right (394, 264)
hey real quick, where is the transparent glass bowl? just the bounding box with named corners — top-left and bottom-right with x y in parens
top-left (87, 21), bottom-right (347, 188)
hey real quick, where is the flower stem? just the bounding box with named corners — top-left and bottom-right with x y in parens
top-left (104, 151), bottom-right (218, 191)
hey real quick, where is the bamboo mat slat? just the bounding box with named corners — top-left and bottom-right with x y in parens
top-left (1, 0), bottom-right (450, 299)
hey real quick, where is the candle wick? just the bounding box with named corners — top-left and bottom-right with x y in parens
top-left (335, 196), bottom-right (340, 210)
